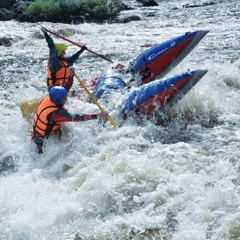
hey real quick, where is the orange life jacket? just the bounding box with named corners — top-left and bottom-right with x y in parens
top-left (47, 57), bottom-right (69, 87)
top-left (32, 96), bottom-right (61, 137)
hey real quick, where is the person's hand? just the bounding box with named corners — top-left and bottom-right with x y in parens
top-left (97, 111), bottom-right (109, 120)
top-left (81, 45), bottom-right (87, 51)
top-left (77, 45), bottom-right (87, 55)
top-left (69, 67), bottom-right (75, 77)
top-left (41, 26), bottom-right (47, 33)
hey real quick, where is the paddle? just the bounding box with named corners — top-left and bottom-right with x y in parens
top-left (74, 72), bottom-right (117, 128)
top-left (44, 28), bottom-right (114, 63)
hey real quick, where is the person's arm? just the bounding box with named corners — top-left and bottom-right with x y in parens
top-left (63, 75), bottom-right (73, 92)
top-left (41, 27), bottom-right (60, 73)
top-left (50, 108), bottom-right (98, 123)
top-left (65, 46), bottom-right (87, 67)
top-left (63, 68), bottom-right (74, 92)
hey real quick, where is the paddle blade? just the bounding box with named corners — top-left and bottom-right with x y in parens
top-left (20, 95), bottom-right (45, 121)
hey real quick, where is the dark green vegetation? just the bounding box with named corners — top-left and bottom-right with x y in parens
top-left (23, 0), bottom-right (124, 23)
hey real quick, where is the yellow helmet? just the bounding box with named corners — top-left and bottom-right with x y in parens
top-left (55, 43), bottom-right (67, 56)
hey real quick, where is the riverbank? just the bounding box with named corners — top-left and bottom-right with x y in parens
top-left (0, 0), bottom-right (158, 23)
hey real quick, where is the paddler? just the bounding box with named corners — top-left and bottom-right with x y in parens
top-left (31, 68), bottom-right (109, 154)
top-left (41, 26), bottom-right (87, 90)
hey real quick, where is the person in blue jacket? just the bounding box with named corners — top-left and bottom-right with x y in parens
top-left (41, 26), bottom-right (87, 90)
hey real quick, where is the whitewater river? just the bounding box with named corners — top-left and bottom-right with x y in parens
top-left (0, 0), bottom-right (240, 239)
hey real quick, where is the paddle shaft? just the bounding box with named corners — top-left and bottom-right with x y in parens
top-left (45, 29), bottom-right (113, 63)
top-left (74, 73), bottom-right (117, 128)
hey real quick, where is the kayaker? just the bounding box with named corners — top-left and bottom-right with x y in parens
top-left (41, 26), bottom-right (87, 90)
top-left (31, 69), bottom-right (109, 154)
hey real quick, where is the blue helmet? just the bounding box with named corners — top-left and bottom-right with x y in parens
top-left (49, 86), bottom-right (68, 105)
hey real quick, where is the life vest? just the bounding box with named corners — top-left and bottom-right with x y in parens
top-left (32, 96), bottom-right (61, 138)
top-left (47, 57), bottom-right (69, 88)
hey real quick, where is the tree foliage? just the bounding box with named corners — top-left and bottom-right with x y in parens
top-left (23, 0), bottom-right (124, 22)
